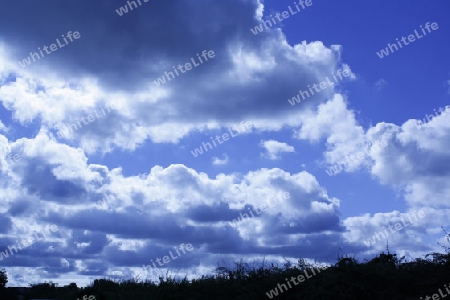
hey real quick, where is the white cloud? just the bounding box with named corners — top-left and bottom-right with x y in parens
top-left (343, 209), bottom-right (435, 256)
top-left (212, 154), bottom-right (229, 165)
top-left (259, 139), bottom-right (295, 160)
top-left (0, 119), bottom-right (7, 132)
top-left (295, 95), bottom-right (368, 171)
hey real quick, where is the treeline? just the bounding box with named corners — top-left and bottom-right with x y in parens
top-left (0, 249), bottom-right (450, 299)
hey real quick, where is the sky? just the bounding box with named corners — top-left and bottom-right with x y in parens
top-left (0, 0), bottom-right (449, 287)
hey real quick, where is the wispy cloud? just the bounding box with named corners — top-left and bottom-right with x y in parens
top-left (212, 154), bottom-right (229, 165)
top-left (374, 78), bottom-right (387, 91)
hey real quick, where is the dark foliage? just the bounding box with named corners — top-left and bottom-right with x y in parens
top-left (3, 231), bottom-right (450, 299)
top-left (1, 248), bottom-right (450, 299)
top-left (0, 268), bottom-right (7, 288)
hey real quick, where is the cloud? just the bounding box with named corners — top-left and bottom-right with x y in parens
top-left (290, 93), bottom-right (450, 255)
top-left (0, 119), bottom-right (7, 132)
top-left (374, 78), bottom-right (387, 91)
top-left (295, 95), bottom-right (366, 168)
top-left (0, 0), bottom-right (446, 287)
top-left (0, 129), bottom-right (349, 284)
top-left (298, 93), bottom-right (450, 200)
top-left (212, 154), bottom-right (229, 165)
top-left (343, 210), bottom-right (433, 256)
top-left (0, 0), bottom-right (349, 154)
top-left (259, 139), bottom-right (295, 160)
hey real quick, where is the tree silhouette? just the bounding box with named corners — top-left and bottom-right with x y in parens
top-left (0, 268), bottom-right (7, 289)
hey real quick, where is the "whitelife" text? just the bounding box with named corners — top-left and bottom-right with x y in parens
top-left (18, 31), bottom-right (81, 68)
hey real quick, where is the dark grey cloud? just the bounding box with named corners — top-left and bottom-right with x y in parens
top-left (0, 213), bottom-right (12, 233)
top-left (19, 158), bottom-right (87, 203)
top-left (0, 0), bottom-right (258, 92)
top-left (186, 202), bottom-right (256, 222)
top-left (8, 200), bottom-right (31, 217)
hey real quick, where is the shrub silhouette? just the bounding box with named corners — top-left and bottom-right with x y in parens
top-left (1, 239), bottom-right (450, 299)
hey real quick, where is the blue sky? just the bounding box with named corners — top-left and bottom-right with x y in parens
top-left (0, 0), bottom-right (449, 286)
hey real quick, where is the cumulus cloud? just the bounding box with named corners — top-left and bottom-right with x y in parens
top-left (299, 93), bottom-right (450, 203)
top-left (343, 210), bottom-right (433, 256)
top-left (0, 131), bottom-right (349, 284)
top-left (292, 93), bottom-right (450, 257)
